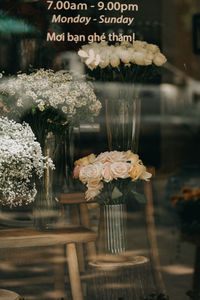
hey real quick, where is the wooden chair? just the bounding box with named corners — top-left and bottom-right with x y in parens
top-left (60, 172), bottom-right (166, 298)
top-left (60, 193), bottom-right (97, 273)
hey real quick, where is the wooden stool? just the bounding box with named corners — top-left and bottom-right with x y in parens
top-left (88, 254), bottom-right (153, 300)
top-left (0, 289), bottom-right (20, 300)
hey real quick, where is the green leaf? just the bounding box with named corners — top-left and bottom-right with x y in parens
top-left (131, 190), bottom-right (146, 204)
top-left (112, 187), bottom-right (123, 200)
top-left (31, 107), bottom-right (36, 115)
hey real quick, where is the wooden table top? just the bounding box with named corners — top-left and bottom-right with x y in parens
top-left (0, 226), bottom-right (97, 248)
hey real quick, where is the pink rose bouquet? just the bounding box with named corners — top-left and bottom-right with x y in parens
top-left (73, 150), bottom-right (152, 205)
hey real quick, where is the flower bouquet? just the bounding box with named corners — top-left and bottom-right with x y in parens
top-left (74, 150), bottom-right (151, 253)
top-left (171, 186), bottom-right (200, 235)
top-left (74, 150), bottom-right (151, 204)
top-left (0, 117), bottom-right (54, 207)
top-left (78, 41), bottom-right (167, 152)
top-left (78, 40), bottom-right (167, 83)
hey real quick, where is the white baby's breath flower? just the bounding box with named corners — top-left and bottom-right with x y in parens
top-left (17, 98), bottom-right (23, 107)
top-left (62, 106), bottom-right (67, 113)
top-left (38, 104), bottom-right (45, 111)
top-left (0, 117), bottom-right (54, 207)
top-left (0, 69), bottom-right (101, 126)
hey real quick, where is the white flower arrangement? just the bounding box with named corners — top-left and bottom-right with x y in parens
top-left (73, 150), bottom-right (152, 205)
top-left (0, 69), bottom-right (102, 126)
top-left (0, 117), bottom-right (54, 207)
top-left (78, 41), bottom-right (167, 83)
top-left (78, 40), bottom-right (167, 70)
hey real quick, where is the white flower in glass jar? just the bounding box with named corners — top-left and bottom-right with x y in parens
top-left (0, 117), bottom-right (54, 207)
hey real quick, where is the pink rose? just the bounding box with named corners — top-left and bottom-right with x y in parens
top-left (111, 162), bottom-right (132, 179)
top-left (102, 162), bottom-right (113, 182)
top-left (73, 165), bottom-right (81, 179)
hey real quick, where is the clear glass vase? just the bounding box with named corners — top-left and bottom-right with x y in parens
top-left (33, 132), bottom-right (60, 231)
top-left (98, 204), bottom-right (127, 255)
top-left (53, 126), bottom-right (75, 194)
top-left (96, 82), bottom-right (141, 153)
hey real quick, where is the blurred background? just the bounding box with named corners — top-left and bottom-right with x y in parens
top-left (0, 0), bottom-right (200, 299)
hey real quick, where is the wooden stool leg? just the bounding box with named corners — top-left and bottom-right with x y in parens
top-left (70, 205), bottom-right (85, 272)
top-left (76, 243), bottom-right (85, 272)
top-left (80, 203), bottom-right (96, 259)
top-left (144, 179), bottom-right (166, 294)
top-left (53, 246), bottom-right (67, 299)
top-left (193, 246), bottom-right (200, 300)
top-left (66, 243), bottom-right (83, 300)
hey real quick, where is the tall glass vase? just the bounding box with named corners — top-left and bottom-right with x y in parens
top-left (33, 133), bottom-right (60, 231)
top-left (96, 82), bottom-right (141, 153)
top-left (53, 126), bottom-right (75, 194)
top-left (98, 204), bottom-right (127, 255)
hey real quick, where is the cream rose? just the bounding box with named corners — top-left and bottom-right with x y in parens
top-left (108, 151), bottom-right (126, 163)
top-left (102, 162), bottom-right (113, 182)
top-left (133, 51), bottom-right (147, 66)
top-left (129, 163), bottom-right (145, 181)
top-left (144, 52), bottom-right (154, 66)
top-left (118, 49), bottom-right (131, 64)
top-left (133, 41), bottom-right (147, 50)
top-left (146, 44), bottom-right (159, 54)
top-left (99, 57), bottom-right (110, 69)
top-left (140, 169), bottom-right (152, 181)
top-left (87, 180), bottom-right (103, 190)
top-left (87, 153), bottom-right (96, 164)
top-left (85, 188), bottom-right (101, 201)
top-left (85, 182), bottom-right (103, 200)
top-left (95, 152), bottom-right (110, 163)
top-left (111, 162), bottom-right (132, 179)
top-left (153, 52), bottom-right (167, 66)
top-left (79, 166), bottom-right (89, 184)
top-left (86, 162), bottom-right (103, 181)
top-left (110, 55), bottom-right (120, 68)
top-left (126, 151), bottom-right (139, 164)
top-left (74, 156), bottom-right (89, 166)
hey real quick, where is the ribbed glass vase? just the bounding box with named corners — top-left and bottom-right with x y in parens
top-left (98, 203), bottom-right (127, 255)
